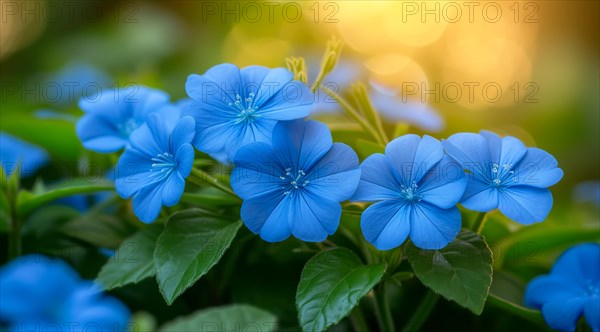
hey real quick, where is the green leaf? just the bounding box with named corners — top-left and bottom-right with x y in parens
top-left (296, 248), bottom-right (385, 332)
top-left (355, 139), bottom-right (385, 159)
top-left (17, 180), bottom-right (113, 216)
top-left (59, 214), bottom-right (135, 249)
top-left (180, 189), bottom-right (240, 207)
top-left (154, 209), bottom-right (242, 304)
top-left (159, 304), bottom-right (277, 332)
top-left (129, 312), bottom-right (156, 332)
top-left (0, 189), bottom-right (10, 232)
top-left (0, 115), bottom-right (81, 161)
top-left (406, 229), bottom-right (493, 314)
top-left (488, 271), bottom-right (546, 326)
top-left (96, 224), bottom-right (163, 290)
top-left (494, 224), bottom-right (600, 269)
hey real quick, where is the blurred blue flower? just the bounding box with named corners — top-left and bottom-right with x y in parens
top-left (0, 254), bottom-right (130, 332)
top-left (573, 181), bottom-right (600, 206)
top-left (185, 63), bottom-right (313, 159)
top-left (369, 90), bottom-right (444, 132)
top-left (442, 131), bottom-right (563, 224)
top-left (525, 243), bottom-right (600, 332)
top-left (231, 120), bottom-right (360, 242)
top-left (310, 58), bottom-right (364, 114)
top-left (42, 61), bottom-right (112, 107)
top-left (114, 108), bottom-right (195, 223)
top-left (0, 132), bottom-right (48, 177)
top-left (76, 86), bottom-right (170, 153)
top-left (351, 135), bottom-right (466, 250)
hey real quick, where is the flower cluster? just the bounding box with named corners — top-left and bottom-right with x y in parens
top-left (74, 64), bottom-right (564, 250)
top-left (0, 255), bottom-right (130, 331)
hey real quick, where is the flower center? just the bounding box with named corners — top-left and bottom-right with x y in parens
top-left (280, 168), bottom-right (310, 196)
top-left (585, 280), bottom-right (599, 296)
top-left (150, 152), bottom-right (177, 180)
top-left (490, 163), bottom-right (516, 187)
top-left (230, 93), bottom-right (260, 124)
top-left (118, 118), bottom-right (139, 136)
top-left (400, 181), bottom-right (422, 202)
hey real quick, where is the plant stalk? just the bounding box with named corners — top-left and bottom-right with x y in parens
top-left (374, 282), bottom-right (395, 332)
top-left (402, 291), bottom-right (440, 332)
top-left (471, 212), bottom-right (488, 234)
top-left (188, 168), bottom-right (239, 199)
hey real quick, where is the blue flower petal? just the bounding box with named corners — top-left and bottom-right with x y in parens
top-left (0, 133), bottom-right (48, 177)
top-left (498, 136), bottom-right (527, 170)
top-left (360, 200), bottom-right (411, 250)
top-left (443, 133), bottom-right (492, 180)
top-left (460, 178), bottom-right (499, 212)
top-left (525, 275), bottom-right (586, 308)
top-left (385, 135), bottom-right (444, 185)
top-left (231, 143), bottom-right (285, 200)
top-left (240, 65), bottom-right (274, 102)
top-left (175, 143), bottom-right (195, 179)
top-left (290, 191), bottom-right (341, 242)
top-left (480, 130), bottom-right (502, 162)
top-left (251, 67), bottom-right (292, 106)
top-left (0, 255), bottom-right (80, 322)
top-left (76, 114), bottom-right (129, 153)
top-left (418, 155), bottom-right (467, 209)
top-left (584, 297), bottom-right (599, 332)
top-left (170, 116), bottom-right (196, 149)
top-left (551, 244), bottom-right (600, 288)
top-left (114, 149), bottom-right (154, 198)
top-left (498, 186), bottom-right (553, 224)
top-left (65, 285), bottom-right (130, 332)
top-left (132, 88), bottom-right (170, 120)
top-left (409, 203), bottom-right (461, 250)
top-left (132, 184), bottom-right (163, 223)
top-left (371, 96), bottom-right (444, 132)
top-left (272, 120), bottom-right (333, 171)
top-left (512, 147), bottom-right (564, 188)
top-left (305, 143), bottom-right (361, 202)
top-left (161, 173), bottom-right (185, 207)
top-left (351, 154), bottom-right (402, 201)
top-left (77, 87), bottom-right (170, 153)
top-left (542, 297), bottom-right (587, 332)
top-left (125, 123), bottom-right (162, 158)
top-left (186, 63), bottom-right (241, 103)
top-left (257, 80), bottom-right (313, 120)
top-left (240, 191), bottom-right (290, 242)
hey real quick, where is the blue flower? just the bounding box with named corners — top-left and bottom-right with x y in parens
top-left (0, 255), bottom-right (130, 332)
top-left (351, 135), bottom-right (467, 250)
top-left (76, 86), bottom-right (170, 153)
top-left (442, 131), bottom-right (564, 224)
top-left (114, 107), bottom-right (195, 223)
top-left (231, 119), bottom-right (360, 242)
top-left (42, 61), bottom-right (112, 107)
top-left (525, 243), bottom-right (600, 332)
top-left (0, 132), bottom-right (48, 177)
top-left (185, 63), bottom-right (314, 159)
top-left (370, 93), bottom-right (444, 132)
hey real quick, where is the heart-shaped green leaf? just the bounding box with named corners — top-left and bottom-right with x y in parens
top-left (95, 224), bottom-right (163, 290)
top-left (159, 304), bottom-right (277, 332)
top-left (296, 248), bottom-right (385, 332)
top-left (406, 229), bottom-right (493, 315)
top-left (154, 209), bottom-right (241, 304)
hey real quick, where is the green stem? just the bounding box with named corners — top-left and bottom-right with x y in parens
top-left (349, 306), bottom-right (369, 332)
top-left (8, 214), bottom-right (20, 259)
top-left (188, 168), bottom-right (239, 199)
top-left (320, 85), bottom-right (386, 146)
top-left (402, 291), bottom-right (440, 332)
top-left (471, 212), bottom-right (488, 234)
top-left (374, 282), bottom-right (395, 332)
